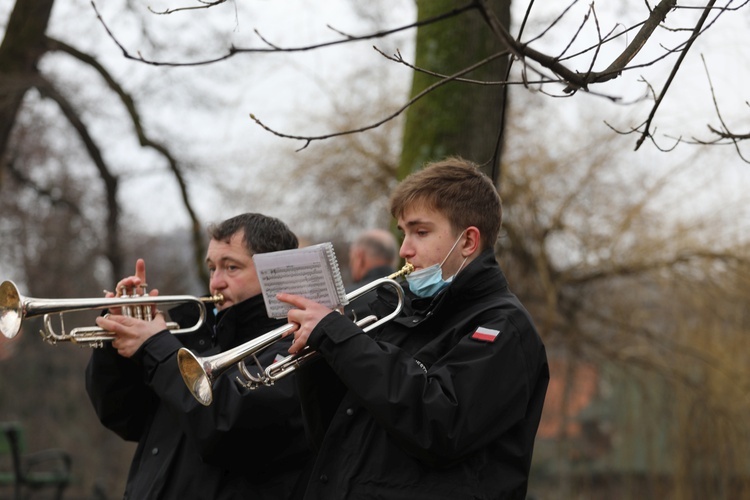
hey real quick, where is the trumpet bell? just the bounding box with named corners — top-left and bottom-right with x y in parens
top-left (177, 348), bottom-right (214, 406)
top-left (1, 281), bottom-right (22, 340)
top-left (178, 322), bottom-right (297, 406)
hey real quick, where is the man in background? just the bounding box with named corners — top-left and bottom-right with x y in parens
top-left (346, 228), bottom-right (399, 320)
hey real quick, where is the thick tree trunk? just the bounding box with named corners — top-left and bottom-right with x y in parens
top-left (398, 0), bottom-right (511, 184)
top-left (0, 0), bottom-right (127, 279)
top-left (0, 0), bottom-right (55, 181)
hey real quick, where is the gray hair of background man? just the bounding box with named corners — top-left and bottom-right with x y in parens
top-left (352, 229), bottom-right (399, 269)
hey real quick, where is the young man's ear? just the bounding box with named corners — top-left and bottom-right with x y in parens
top-left (461, 226), bottom-right (481, 257)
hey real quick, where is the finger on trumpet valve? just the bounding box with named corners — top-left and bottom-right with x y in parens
top-left (130, 284), bottom-right (148, 320)
top-left (138, 284), bottom-right (154, 321)
top-left (134, 285), bottom-right (160, 322)
top-left (110, 285), bottom-right (129, 316)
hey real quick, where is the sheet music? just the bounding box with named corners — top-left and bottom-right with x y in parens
top-left (253, 242), bottom-right (349, 319)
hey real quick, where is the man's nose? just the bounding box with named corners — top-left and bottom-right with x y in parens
top-left (210, 271), bottom-right (226, 290)
top-left (399, 242), bottom-right (414, 259)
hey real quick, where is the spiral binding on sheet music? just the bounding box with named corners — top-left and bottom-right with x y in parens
top-left (322, 242), bottom-right (348, 308)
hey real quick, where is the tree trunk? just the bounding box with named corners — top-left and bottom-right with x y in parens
top-left (0, 0), bottom-right (55, 183)
top-left (398, 0), bottom-right (511, 184)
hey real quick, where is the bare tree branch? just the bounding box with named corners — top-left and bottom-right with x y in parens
top-left (47, 36), bottom-right (210, 285)
top-left (89, 0), bottom-right (750, 157)
top-left (249, 48), bottom-right (510, 151)
top-left (5, 156), bottom-right (83, 216)
top-left (148, 0), bottom-right (227, 16)
top-left (634, 0), bottom-right (717, 150)
top-left (475, 0), bottom-right (679, 94)
top-left (684, 55), bottom-right (750, 163)
top-left (375, 47), bottom-right (548, 86)
top-left (32, 73), bottom-right (124, 278)
top-left (91, 0), bottom-right (476, 67)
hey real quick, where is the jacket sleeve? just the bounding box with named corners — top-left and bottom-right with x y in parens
top-left (85, 343), bottom-right (158, 442)
top-left (307, 310), bottom-right (548, 465)
top-left (140, 331), bottom-right (308, 472)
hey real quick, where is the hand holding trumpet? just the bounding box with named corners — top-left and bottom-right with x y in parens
top-left (96, 258), bottom-right (167, 358)
top-left (276, 293), bottom-right (334, 355)
top-left (177, 265), bottom-right (411, 406)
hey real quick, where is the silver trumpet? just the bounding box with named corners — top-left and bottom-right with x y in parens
top-left (0, 280), bottom-right (224, 347)
top-left (178, 264), bottom-right (413, 406)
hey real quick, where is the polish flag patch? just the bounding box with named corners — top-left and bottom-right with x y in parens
top-left (471, 326), bottom-right (501, 343)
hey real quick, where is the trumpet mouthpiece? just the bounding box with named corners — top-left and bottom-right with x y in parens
top-left (390, 263), bottom-right (414, 279)
top-left (204, 293), bottom-right (224, 306)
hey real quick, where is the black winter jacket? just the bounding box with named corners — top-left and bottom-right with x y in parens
top-left (85, 294), bottom-right (310, 499)
top-left (297, 249), bottom-right (549, 500)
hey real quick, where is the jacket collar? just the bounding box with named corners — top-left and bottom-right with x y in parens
top-left (443, 248), bottom-right (506, 300)
top-left (214, 294), bottom-right (282, 350)
top-left (404, 248), bottom-right (506, 319)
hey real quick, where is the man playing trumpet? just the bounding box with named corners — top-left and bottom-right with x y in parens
top-left (278, 158), bottom-right (549, 499)
top-left (86, 213), bottom-right (310, 499)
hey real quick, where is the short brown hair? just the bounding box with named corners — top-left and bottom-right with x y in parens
top-left (389, 157), bottom-right (502, 251)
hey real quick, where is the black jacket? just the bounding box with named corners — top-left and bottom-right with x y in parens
top-left (298, 249), bottom-right (549, 500)
top-left (85, 295), bottom-right (310, 499)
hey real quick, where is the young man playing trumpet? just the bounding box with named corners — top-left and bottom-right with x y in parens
top-left (278, 158), bottom-right (549, 499)
top-left (86, 213), bottom-right (310, 499)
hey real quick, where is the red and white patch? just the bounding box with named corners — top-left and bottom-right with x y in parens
top-left (471, 326), bottom-right (501, 343)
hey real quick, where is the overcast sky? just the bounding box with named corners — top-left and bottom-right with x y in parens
top-left (3, 1), bottom-right (750, 240)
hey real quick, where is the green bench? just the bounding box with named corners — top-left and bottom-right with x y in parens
top-left (0, 422), bottom-right (72, 499)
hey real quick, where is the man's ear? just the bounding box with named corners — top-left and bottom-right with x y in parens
top-left (462, 226), bottom-right (481, 257)
top-left (350, 247), bottom-right (365, 280)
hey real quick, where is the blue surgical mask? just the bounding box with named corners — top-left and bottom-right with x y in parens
top-left (406, 231), bottom-right (468, 298)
